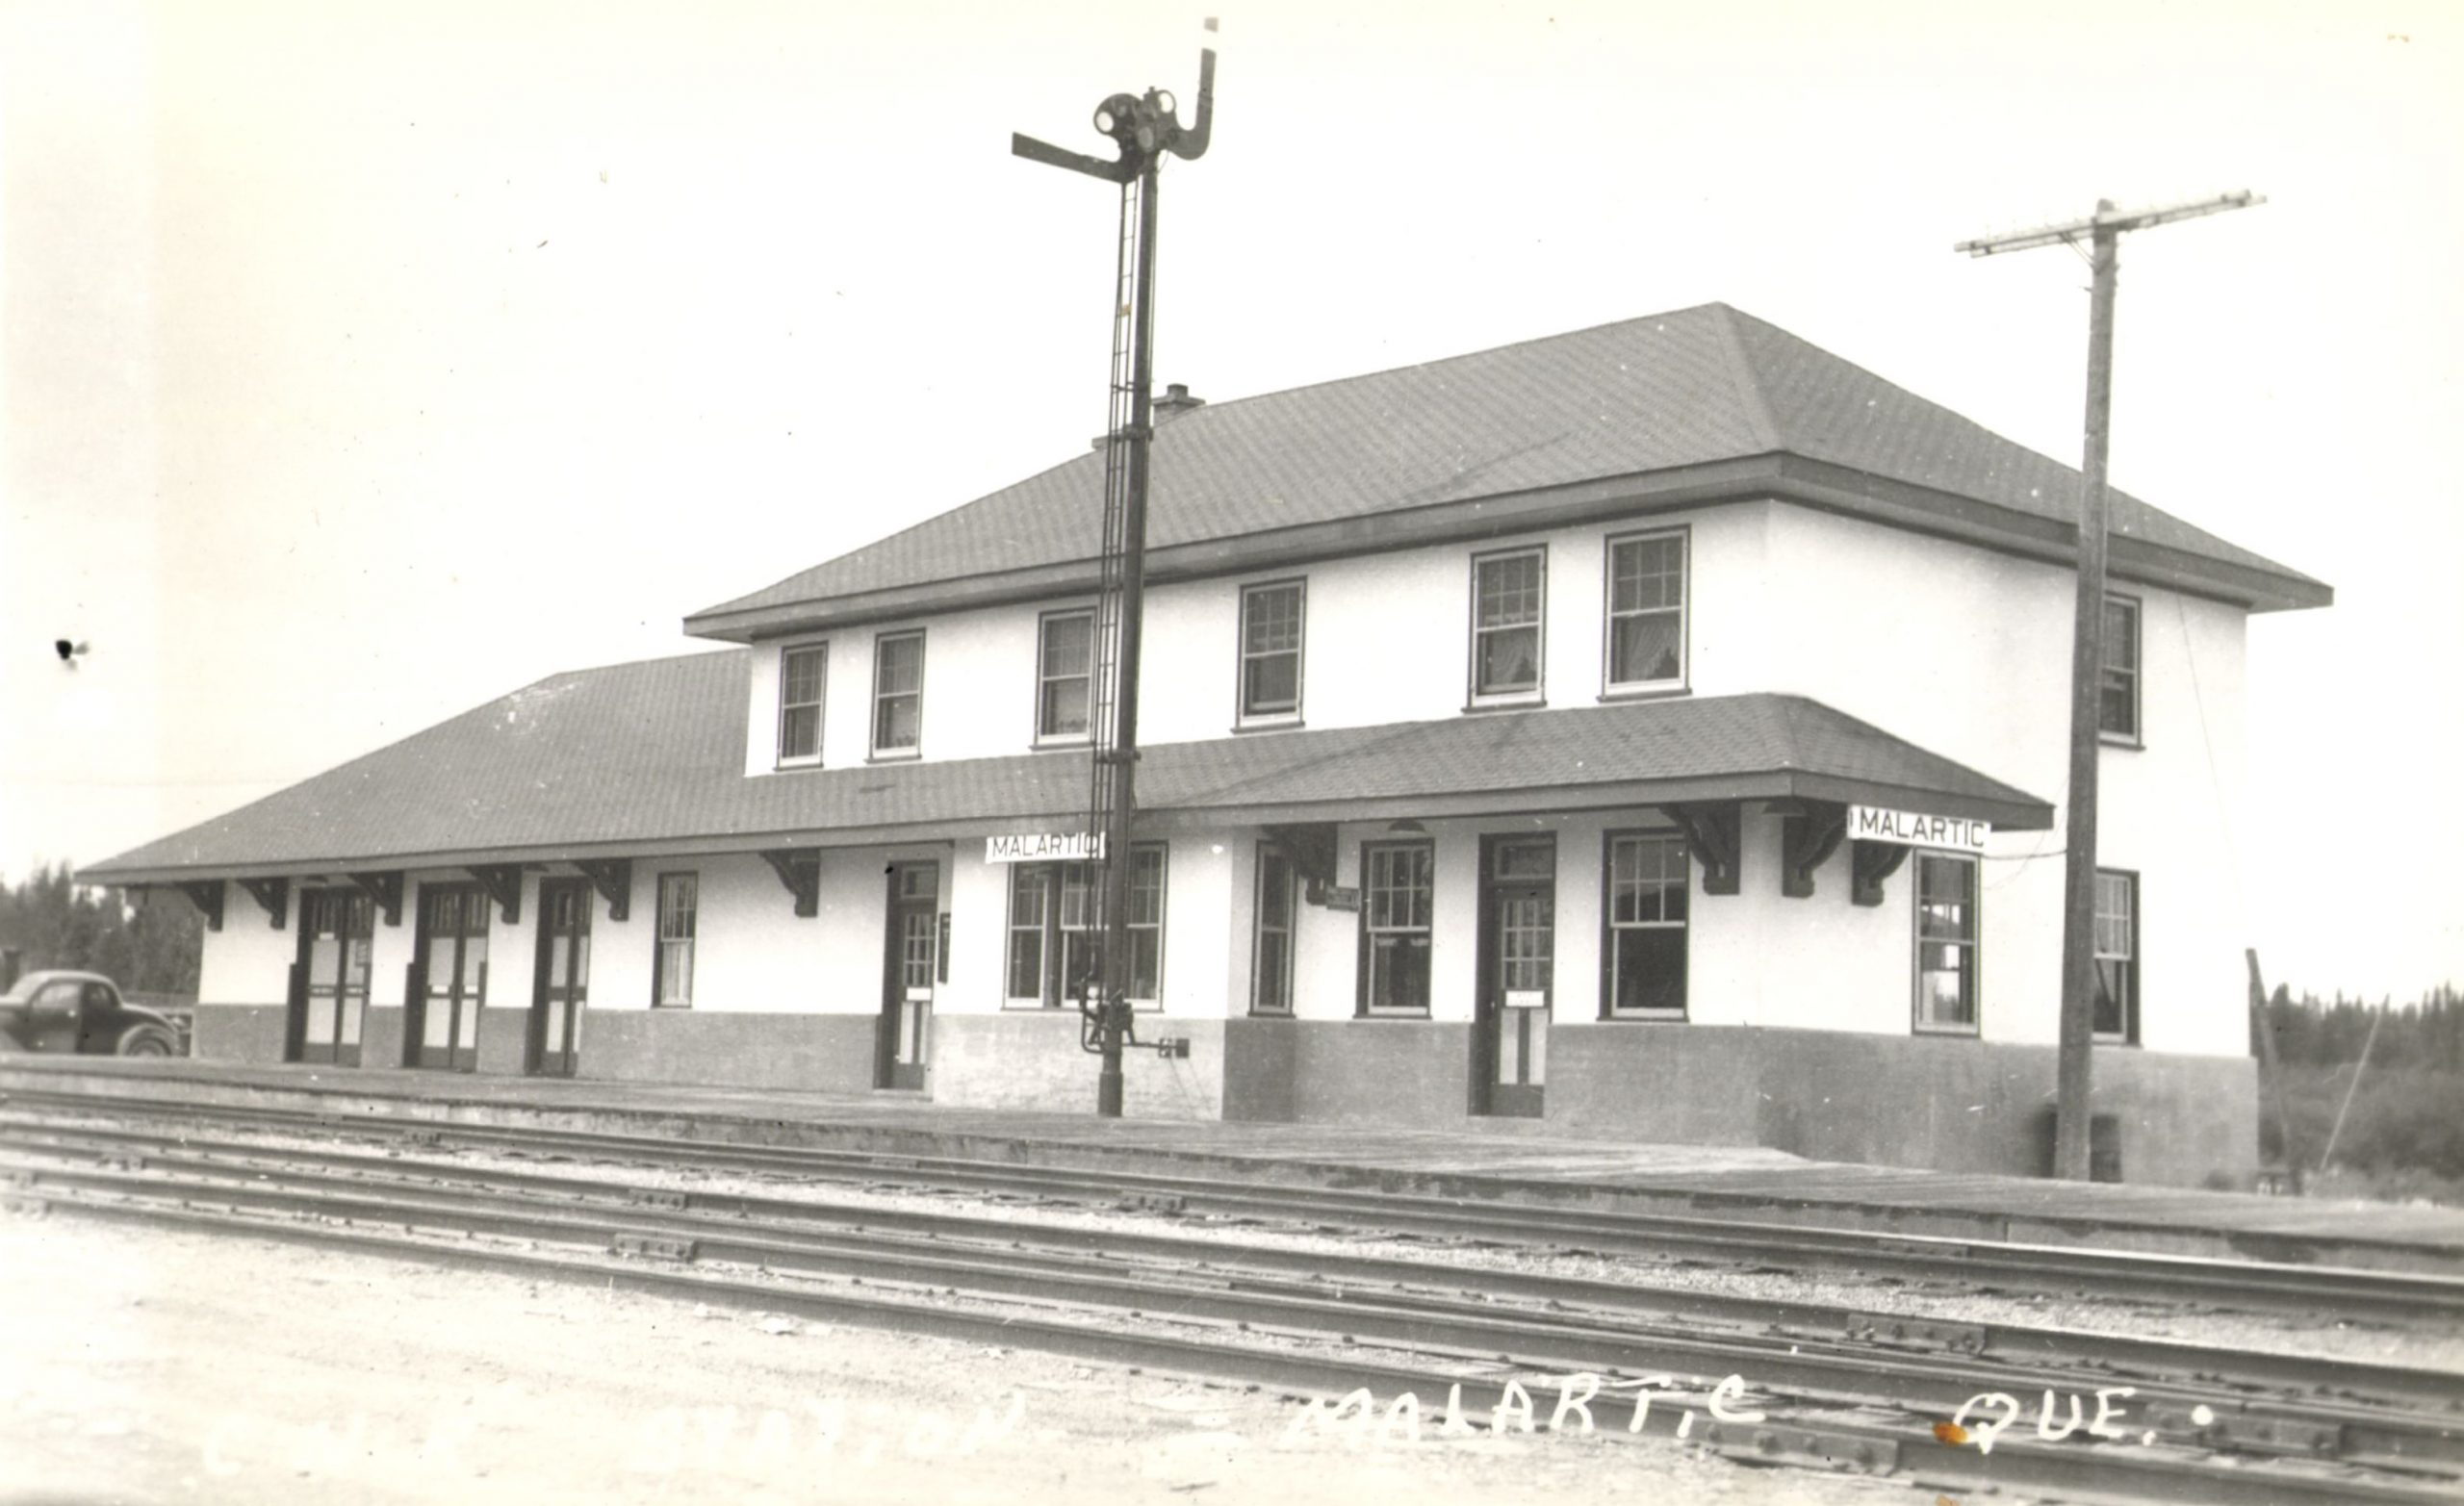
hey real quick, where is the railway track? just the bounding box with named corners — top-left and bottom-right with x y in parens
top-left (6, 1085), bottom-right (2459, 1323)
top-left (4, 1099), bottom-right (2461, 1504)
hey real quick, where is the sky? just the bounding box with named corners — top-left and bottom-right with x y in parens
top-left (3, 0), bottom-right (2458, 1000)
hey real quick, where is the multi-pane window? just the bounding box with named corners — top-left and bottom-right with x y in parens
top-left (654, 873), bottom-right (697, 1008)
top-left (872, 630), bottom-right (924, 756)
top-left (2093, 869), bottom-right (2138, 1043)
top-left (2099, 596), bottom-right (2141, 743)
top-left (1239, 581), bottom-right (1304, 723)
top-left (1913, 853), bottom-right (1978, 1032)
top-left (1360, 842), bottom-right (1434, 1014)
top-left (1038, 610), bottom-right (1094, 742)
top-left (1004, 848), bottom-right (1168, 1007)
top-left (1005, 866), bottom-right (1048, 1003)
top-left (778, 644), bottom-right (827, 764)
top-left (1252, 845), bottom-right (1296, 1014)
top-left (1605, 530), bottom-right (1686, 690)
top-left (1604, 832), bottom-right (1688, 1017)
top-left (1470, 549), bottom-right (1545, 702)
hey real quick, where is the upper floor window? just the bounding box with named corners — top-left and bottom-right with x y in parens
top-left (2099, 596), bottom-right (2141, 744)
top-left (1604, 529), bottom-right (1686, 692)
top-left (1359, 841), bottom-right (1434, 1015)
top-left (654, 873), bottom-right (697, 1008)
top-left (872, 630), bottom-right (925, 757)
top-left (1469, 547), bottom-right (1546, 704)
top-left (1037, 610), bottom-right (1094, 743)
top-left (2093, 868), bottom-right (2138, 1043)
top-left (1239, 580), bottom-right (1305, 725)
top-left (1913, 852), bottom-right (1978, 1033)
top-left (778, 644), bottom-right (826, 766)
top-left (1604, 831), bottom-right (1688, 1018)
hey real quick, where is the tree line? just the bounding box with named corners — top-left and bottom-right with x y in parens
top-left (0, 863), bottom-right (202, 998)
top-left (2259, 983), bottom-right (2464, 1070)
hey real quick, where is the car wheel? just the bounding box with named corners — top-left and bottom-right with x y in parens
top-left (116, 1024), bottom-right (177, 1058)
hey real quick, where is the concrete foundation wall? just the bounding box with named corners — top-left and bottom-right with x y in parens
top-left (933, 1012), bottom-right (1225, 1119)
top-left (189, 1002), bottom-right (290, 1064)
top-left (363, 1006), bottom-right (406, 1070)
top-left (1289, 1019), bottom-right (1474, 1129)
top-left (580, 1010), bottom-right (879, 1092)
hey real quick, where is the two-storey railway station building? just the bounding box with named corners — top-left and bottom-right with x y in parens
top-left (87, 304), bottom-right (2328, 1186)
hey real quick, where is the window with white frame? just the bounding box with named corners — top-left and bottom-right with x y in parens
top-left (1604, 831), bottom-right (1688, 1017)
top-left (1238, 580), bottom-right (1304, 724)
top-left (1359, 842), bottom-right (1434, 1014)
top-left (2099, 596), bottom-right (2141, 743)
top-left (1604, 529), bottom-right (1686, 691)
top-left (1004, 848), bottom-right (1167, 1008)
top-left (1037, 610), bottom-right (1094, 743)
top-left (2093, 869), bottom-right (2138, 1043)
top-left (654, 872), bottom-right (697, 1008)
top-left (1252, 844), bottom-right (1296, 1014)
top-left (1469, 548), bottom-right (1545, 702)
top-left (778, 644), bottom-right (827, 765)
top-left (1912, 852), bottom-right (1978, 1032)
top-left (871, 630), bottom-right (924, 757)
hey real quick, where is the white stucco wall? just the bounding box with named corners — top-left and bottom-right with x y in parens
top-left (193, 886), bottom-right (296, 1006)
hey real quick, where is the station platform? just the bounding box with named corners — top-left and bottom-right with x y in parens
top-left (5, 1054), bottom-right (2462, 1276)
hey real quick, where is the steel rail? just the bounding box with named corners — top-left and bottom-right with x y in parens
top-left (8, 1176), bottom-right (2453, 1506)
top-left (4, 1114), bottom-right (2455, 1421)
top-left (6, 1136), bottom-right (2460, 1481)
top-left (6, 1089), bottom-right (2458, 1324)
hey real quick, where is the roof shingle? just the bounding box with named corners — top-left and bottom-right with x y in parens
top-left (85, 651), bottom-right (2048, 881)
top-left (689, 303), bottom-right (2322, 630)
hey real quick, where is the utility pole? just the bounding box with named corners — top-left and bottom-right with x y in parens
top-left (1957, 191), bottom-right (2261, 1181)
top-left (1014, 21), bottom-right (1216, 1117)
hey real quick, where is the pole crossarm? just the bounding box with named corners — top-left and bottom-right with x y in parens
top-left (1955, 191), bottom-right (2263, 257)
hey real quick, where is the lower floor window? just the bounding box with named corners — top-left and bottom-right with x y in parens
top-left (654, 872), bottom-right (697, 1007)
top-left (1359, 841), bottom-right (1434, 1014)
top-left (2093, 869), bottom-right (2138, 1043)
top-left (1005, 847), bottom-right (1168, 1008)
top-left (1604, 831), bottom-right (1688, 1017)
top-left (1252, 844), bottom-right (1296, 1014)
top-left (1913, 851), bottom-right (1978, 1032)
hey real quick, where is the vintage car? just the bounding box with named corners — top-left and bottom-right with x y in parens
top-left (0, 970), bottom-right (184, 1056)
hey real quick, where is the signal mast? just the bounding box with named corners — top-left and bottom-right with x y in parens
top-left (1013, 21), bottom-right (1217, 1117)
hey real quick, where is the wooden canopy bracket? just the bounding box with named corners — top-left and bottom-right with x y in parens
top-left (575, 858), bottom-right (631, 923)
top-left (1851, 841), bottom-right (1911, 907)
top-left (178, 880), bottom-right (225, 932)
top-left (1661, 803), bottom-right (1741, 896)
top-left (346, 871), bottom-right (404, 928)
top-left (1779, 805), bottom-right (1848, 900)
top-left (467, 864), bottom-right (523, 925)
top-left (1261, 822), bottom-right (1339, 891)
top-left (759, 848), bottom-right (823, 918)
top-left (236, 876), bottom-right (291, 929)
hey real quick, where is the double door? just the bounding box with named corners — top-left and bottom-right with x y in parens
top-left (529, 878), bottom-right (589, 1076)
top-left (410, 884), bottom-right (487, 1071)
top-left (293, 888), bottom-right (372, 1066)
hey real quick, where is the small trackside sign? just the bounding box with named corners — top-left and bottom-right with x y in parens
top-left (985, 831), bottom-right (1105, 864)
top-left (1847, 805), bottom-right (1990, 853)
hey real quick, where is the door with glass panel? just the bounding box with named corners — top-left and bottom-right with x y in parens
top-left (878, 862), bottom-right (937, 1089)
top-left (1476, 837), bottom-right (1553, 1118)
top-left (292, 888), bottom-right (372, 1066)
top-left (529, 878), bottom-right (589, 1077)
top-left (410, 883), bottom-right (487, 1071)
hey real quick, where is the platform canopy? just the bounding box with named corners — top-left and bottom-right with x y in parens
top-left (83, 650), bottom-right (2049, 885)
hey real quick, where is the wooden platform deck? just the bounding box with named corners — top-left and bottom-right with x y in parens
top-left (6, 1054), bottom-right (2460, 1274)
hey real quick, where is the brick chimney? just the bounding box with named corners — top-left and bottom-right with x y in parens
top-left (1153, 383), bottom-right (1206, 422)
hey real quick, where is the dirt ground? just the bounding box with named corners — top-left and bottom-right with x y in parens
top-left (0, 1213), bottom-right (1933, 1506)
